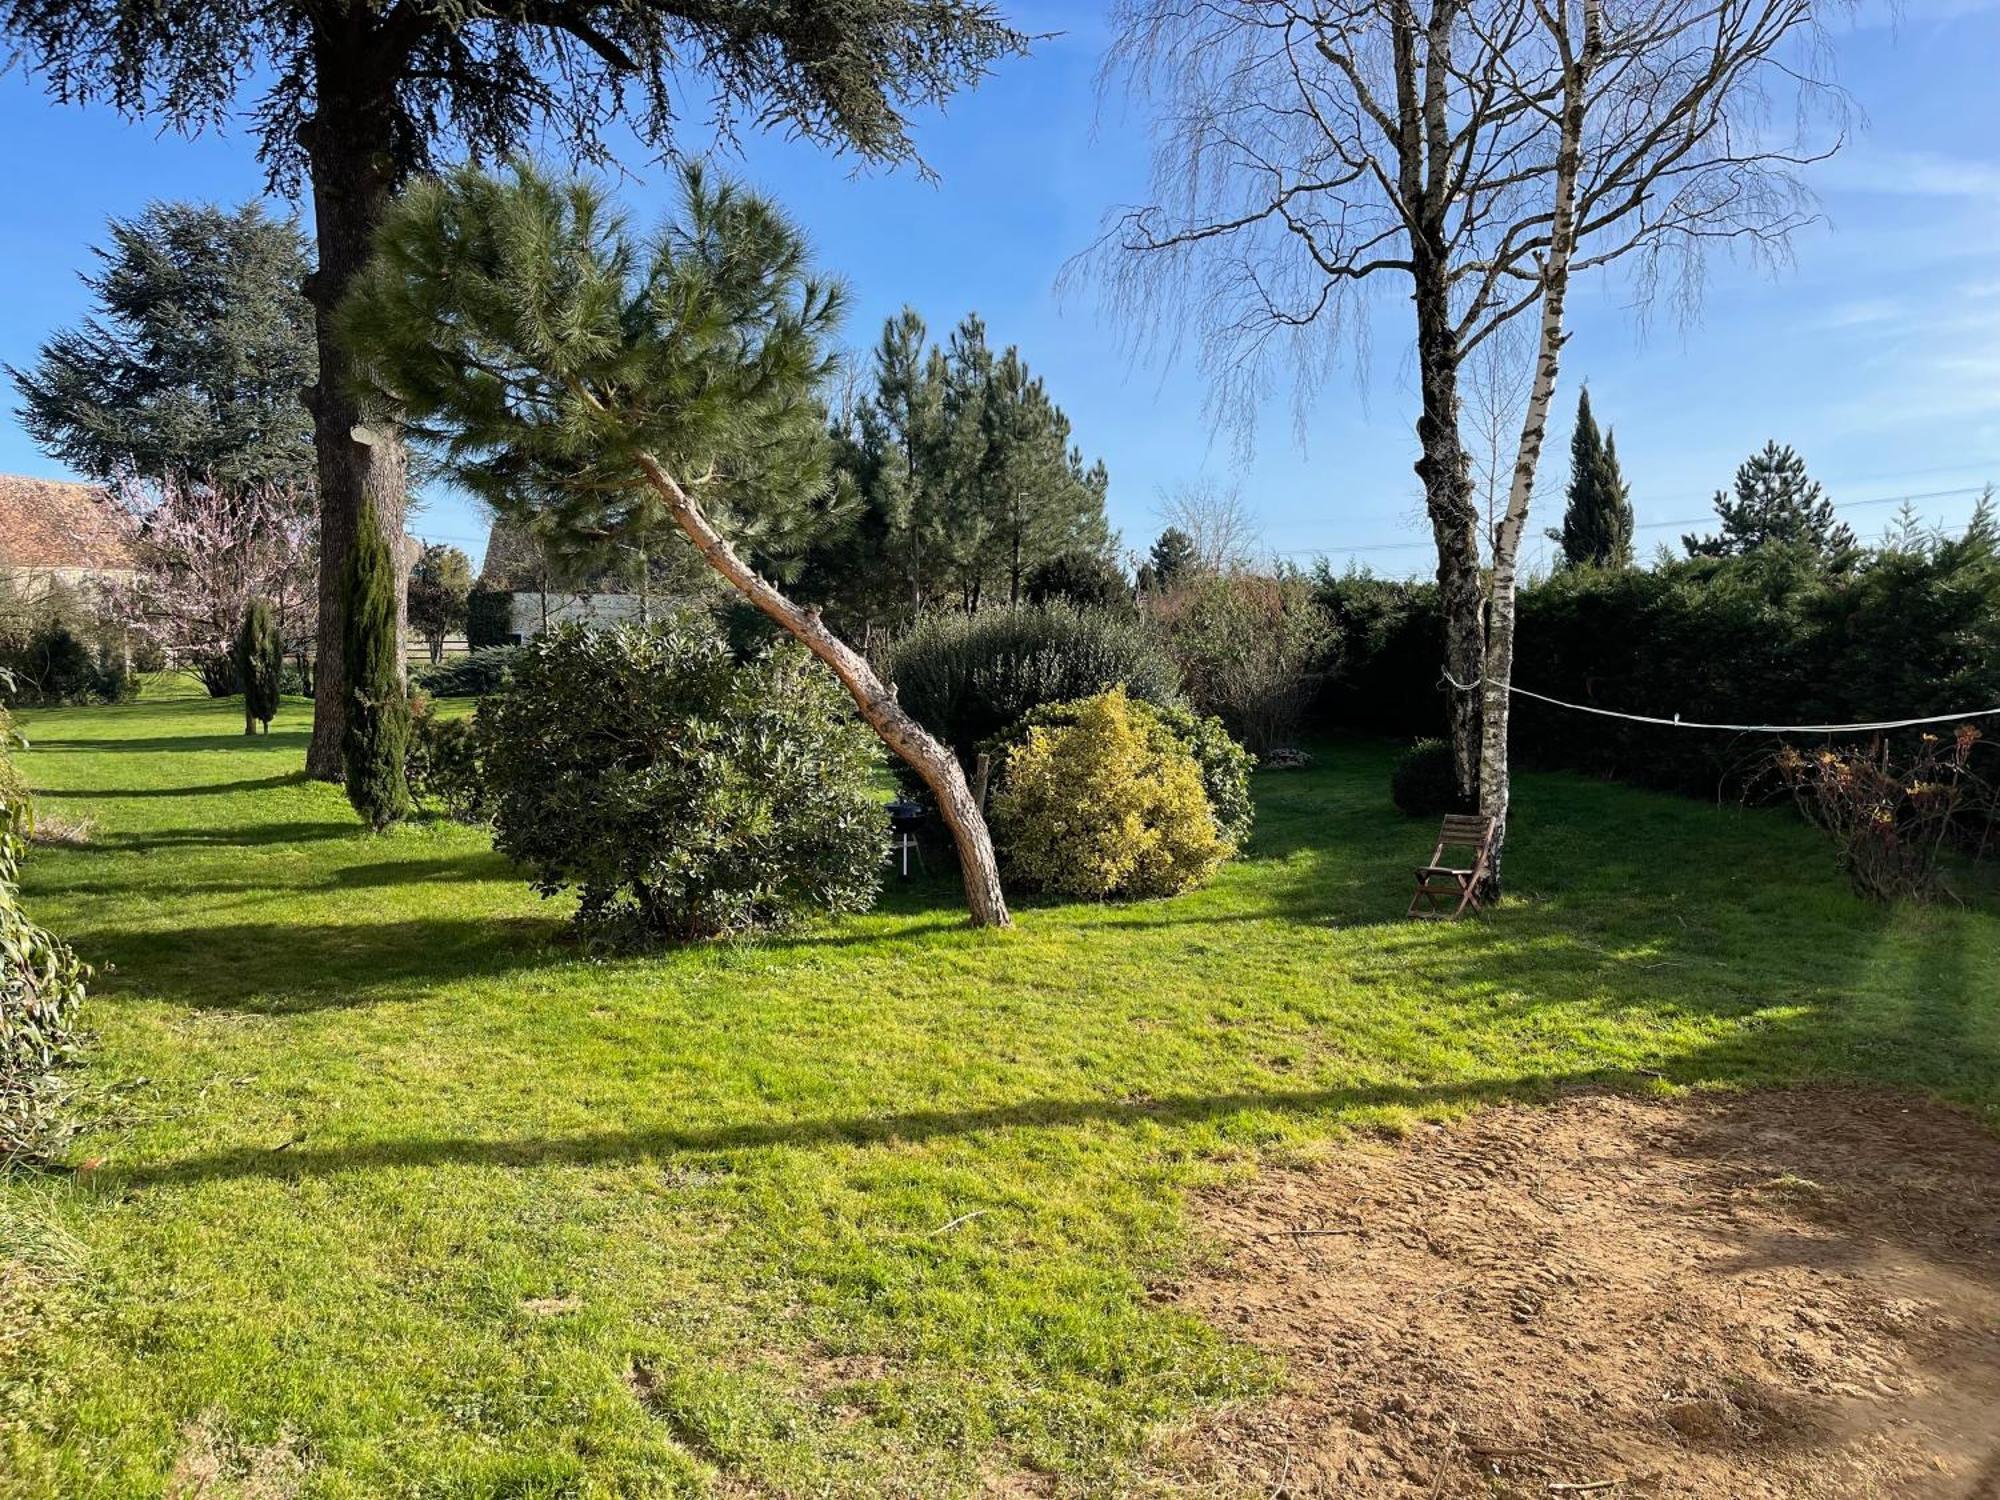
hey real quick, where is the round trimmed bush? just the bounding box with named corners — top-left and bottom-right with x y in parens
top-left (881, 604), bottom-right (1182, 768)
top-left (478, 618), bottom-right (886, 940)
top-left (1390, 737), bottom-right (1473, 817)
top-left (992, 687), bottom-right (1230, 900)
top-left (993, 694), bottom-right (1255, 848)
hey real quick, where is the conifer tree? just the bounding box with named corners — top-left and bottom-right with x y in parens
top-left (1684, 441), bottom-right (1856, 564)
top-left (341, 494), bottom-right (411, 830)
top-left (342, 162), bottom-right (1010, 926)
top-left (1549, 389), bottom-right (1635, 569)
top-left (5, 0), bottom-right (1026, 781)
top-left (234, 597), bottom-right (284, 735)
top-left (1144, 527), bottom-right (1200, 590)
top-left (9, 202), bottom-right (315, 490)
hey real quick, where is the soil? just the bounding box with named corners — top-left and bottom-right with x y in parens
top-left (1153, 1089), bottom-right (2000, 1499)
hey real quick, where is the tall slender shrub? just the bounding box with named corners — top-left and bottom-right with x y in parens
top-left (235, 597), bottom-right (284, 734)
top-left (341, 498), bottom-right (412, 829)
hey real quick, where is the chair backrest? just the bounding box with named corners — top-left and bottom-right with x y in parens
top-left (1437, 814), bottom-right (1495, 850)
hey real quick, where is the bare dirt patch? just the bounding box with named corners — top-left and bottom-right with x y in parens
top-left (1155, 1089), bottom-right (2000, 1499)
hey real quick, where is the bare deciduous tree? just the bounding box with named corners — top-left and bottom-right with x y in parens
top-left (1160, 477), bottom-right (1265, 573)
top-left (1081, 0), bottom-right (1842, 883)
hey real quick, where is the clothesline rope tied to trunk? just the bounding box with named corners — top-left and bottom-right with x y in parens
top-left (1439, 672), bottom-right (2000, 736)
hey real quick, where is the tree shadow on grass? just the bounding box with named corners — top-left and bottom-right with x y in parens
top-left (67, 820), bottom-right (365, 854)
top-left (26, 731), bottom-right (312, 756)
top-left (45, 773), bottom-right (312, 800)
top-left (67, 913), bottom-right (572, 1014)
top-left (121, 1072), bottom-right (1556, 1188)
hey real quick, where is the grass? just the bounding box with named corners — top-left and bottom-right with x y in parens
top-left (2, 688), bottom-right (1996, 1498)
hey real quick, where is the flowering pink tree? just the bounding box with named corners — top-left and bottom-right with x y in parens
top-left (106, 477), bottom-right (319, 695)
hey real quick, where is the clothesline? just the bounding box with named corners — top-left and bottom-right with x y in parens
top-left (1439, 672), bottom-right (2000, 735)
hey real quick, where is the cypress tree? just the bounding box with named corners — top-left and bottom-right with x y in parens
top-left (341, 496), bottom-right (412, 829)
top-left (235, 597), bottom-right (284, 735)
top-left (1550, 388), bottom-right (1634, 569)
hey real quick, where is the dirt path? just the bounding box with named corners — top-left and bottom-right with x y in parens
top-left (1155, 1089), bottom-right (2000, 1499)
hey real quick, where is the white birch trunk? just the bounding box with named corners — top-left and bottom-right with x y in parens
top-left (1478, 0), bottom-right (1603, 893)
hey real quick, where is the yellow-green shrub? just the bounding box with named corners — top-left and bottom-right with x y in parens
top-left (992, 687), bottom-right (1229, 899)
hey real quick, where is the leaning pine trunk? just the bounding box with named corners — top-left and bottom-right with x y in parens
top-left (634, 454), bottom-right (1012, 929)
top-left (1478, 0), bottom-right (1602, 895)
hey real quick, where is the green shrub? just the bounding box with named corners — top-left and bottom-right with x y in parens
top-left (1025, 550), bottom-right (1131, 612)
top-left (478, 618), bottom-right (885, 941)
top-left (882, 604), bottom-right (1182, 769)
top-left (1391, 738), bottom-right (1472, 818)
top-left (465, 588), bottom-right (516, 649)
top-left (992, 687), bottom-right (1230, 900)
top-left (406, 704), bottom-right (487, 823)
top-left (0, 704), bottom-right (88, 1167)
top-left (993, 694), bottom-right (1255, 848)
top-left (410, 645), bottom-right (524, 697)
top-left (1152, 571), bottom-right (1333, 754)
top-left (341, 503), bottom-right (413, 830)
top-left (0, 624), bottom-right (133, 707)
top-left (235, 597), bottom-right (283, 733)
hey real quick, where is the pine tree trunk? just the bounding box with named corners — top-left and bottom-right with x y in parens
top-left (299, 42), bottom-right (410, 781)
top-left (1412, 256), bottom-right (1485, 804)
top-left (1478, 4), bottom-right (1599, 896)
top-left (634, 454), bottom-right (1012, 928)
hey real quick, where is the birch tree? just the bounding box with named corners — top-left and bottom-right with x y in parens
top-left (1083, 0), bottom-right (1842, 883)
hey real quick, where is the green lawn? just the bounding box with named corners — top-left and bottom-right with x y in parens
top-left (2, 689), bottom-right (1996, 1497)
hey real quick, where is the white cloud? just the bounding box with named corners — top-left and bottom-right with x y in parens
top-left (1820, 148), bottom-right (2000, 199)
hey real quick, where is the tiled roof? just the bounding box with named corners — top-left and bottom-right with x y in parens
top-left (0, 475), bottom-right (134, 571)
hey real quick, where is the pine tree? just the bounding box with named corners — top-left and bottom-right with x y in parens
top-left (1684, 441), bottom-right (1856, 563)
top-left (234, 597), bottom-right (284, 735)
top-left (1549, 389), bottom-right (1634, 569)
top-left (341, 161), bottom-right (1011, 926)
top-left (1146, 528), bottom-right (1200, 589)
top-left (341, 495), bottom-right (412, 830)
top-left (6, 0), bottom-right (1027, 781)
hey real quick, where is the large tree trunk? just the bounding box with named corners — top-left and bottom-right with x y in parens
top-left (1478, 5), bottom-right (1599, 895)
top-left (1411, 256), bottom-right (1486, 804)
top-left (299, 34), bottom-right (410, 781)
top-left (634, 453), bottom-right (1012, 928)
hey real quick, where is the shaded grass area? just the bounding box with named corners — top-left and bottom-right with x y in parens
top-left (1, 690), bottom-right (1996, 1497)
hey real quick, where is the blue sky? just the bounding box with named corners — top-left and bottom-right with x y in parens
top-left (3, 0), bottom-right (1997, 576)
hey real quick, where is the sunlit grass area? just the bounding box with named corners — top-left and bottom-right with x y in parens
top-left (2, 688), bottom-right (1995, 1497)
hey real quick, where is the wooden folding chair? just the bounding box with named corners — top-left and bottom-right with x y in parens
top-left (1408, 813), bottom-right (1496, 920)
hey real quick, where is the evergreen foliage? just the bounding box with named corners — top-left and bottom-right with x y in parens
top-left (1025, 548), bottom-right (1131, 611)
top-left (342, 162), bottom-right (845, 589)
top-left (1142, 527), bottom-right (1200, 591)
top-left (340, 498), bottom-right (412, 830)
top-left (234, 597), bottom-right (283, 734)
top-left (477, 620), bottom-right (885, 940)
top-left (881, 604), bottom-right (1184, 770)
top-left (1150, 571), bottom-right (1334, 753)
top-left (1315, 499), bottom-right (2000, 816)
top-left (1390, 738), bottom-right (1474, 817)
top-left (1549, 389), bottom-right (1634, 569)
top-left (993, 693), bottom-right (1255, 848)
top-left (805, 308), bottom-right (1112, 628)
top-left (1684, 440), bottom-right (1857, 564)
top-left (992, 688), bottom-right (1229, 900)
top-left (7, 201), bottom-right (315, 489)
top-left (0, 700), bottom-right (89, 1165)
